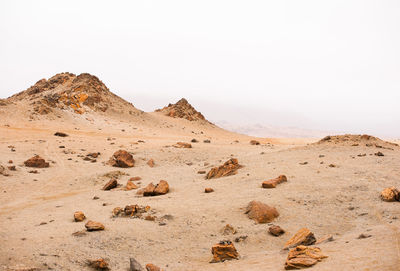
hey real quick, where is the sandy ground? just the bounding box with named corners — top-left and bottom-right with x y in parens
top-left (0, 112), bottom-right (399, 271)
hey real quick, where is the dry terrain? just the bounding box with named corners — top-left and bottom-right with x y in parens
top-left (0, 73), bottom-right (399, 271)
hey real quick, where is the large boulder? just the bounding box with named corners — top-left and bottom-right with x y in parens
top-left (284, 228), bottom-right (316, 250)
top-left (285, 245), bottom-right (327, 270)
top-left (262, 175), bottom-right (287, 188)
top-left (24, 155), bottom-right (49, 168)
top-left (109, 150), bottom-right (134, 168)
top-left (210, 240), bottom-right (239, 263)
top-left (245, 201), bottom-right (279, 223)
top-left (143, 181), bottom-right (169, 196)
top-left (206, 158), bottom-right (242, 179)
top-left (381, 187), bottom-right (400, 202)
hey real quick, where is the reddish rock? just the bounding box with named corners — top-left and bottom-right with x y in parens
top-left (143, 181), bottom-right (169, 196)
top-left (147, 159), bottom-right (155, 167)
top-left (145, 263), bottom-right (161, 271)
top-left (285, 245), bottom-right (327, 270)
top-left (221, 224), bottom-right (236, 235)
top-left (250, 140), bottom-right (260, 145)
top-left (24, 155), bottom-right (49, 168)
top-left (103, 179), bottom-right (118, 190)
top-left (7, 165), bottom-right (16, 171)
top-left (144, 215), bottom-right (156, 221)
top-left (130, 176), bottom-right (141, 181)
top-left (205, 158), bottom-right (242, 179)
top-left (262, 175), bottom-right (287, 188)
top-left (109, 150), bottom-right (134, 168)
top-left (381, 187), bottom-right (400, 202)
top-left (269, 225), bottom-right (285, 236)
top-left (112, 207), bottom-right (123, 217)
top-left (205, 188), bottom-right (214, 193)
top-left (126, 180), bottom-right (138, 190)
top-left (74, 211), bottom-right (86, 222)
top-left (197, 170), bottom-right (206, 174)
top-left (173, 142), bottom-right (192, 148)
top-left (155, 98), bottom-right (208, 122)
top-left (87, 152), bottom-right (100, 158)
top-left (245, 201), bottom-right (279, 223)
top-left (284, 228), bottom-right (316, 250)
top-left (124, 205), bottom-right (138, 216)
top-left (85, 220), bottom-right (105, 231)
top-left (211, 240), bottom-right (239, 263)
top-left (88, 258), bottom-right (109, 270)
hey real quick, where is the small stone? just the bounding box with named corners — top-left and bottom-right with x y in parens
top-left (221, 224), bottom-right (236, 235)
top-left (250, 140), bottom-right (260, 145)
top-left (126, 180), bottom-right (138, 190)
top-left (88, 258), bottom-right (109, 270)
top-left (205, 188), bottom-right (214, 193)
top-left (145, 263), bottom-right (161, 271)
top-left (74, 211), bottom-right (86, 222)
top-left (375, 152), bottom-right (384, 156)
top-left (103, 179), bottom-right (118, 190)
top-left (198, 170), bottom-right (206, 174)
top-left (262, 175), bottom-right (287, 189)
top-left (147, 159), bottom-right (155, 167)
top-left (191, 138), bottom-right (198, 143)
top-left (269, 225), bottom-right (285, 236)
top-left (381, 187), bottom-right (400, 202)
top-left (54, 132), bottom-right (68, 137)
top-left (85, 220), bottom-right (105, 231)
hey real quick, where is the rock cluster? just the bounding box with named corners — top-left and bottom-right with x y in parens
top-left (205, 158), bottom-right (242, 179)
top-left (143, 181), bottom-right (169, 196)
top-left (112, 204), bottom-right (152, 219)
top-left (245, 201), bottom-right (279, 223)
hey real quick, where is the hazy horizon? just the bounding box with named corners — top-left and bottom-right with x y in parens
top-left (1, 0), bottom-right (400, 137)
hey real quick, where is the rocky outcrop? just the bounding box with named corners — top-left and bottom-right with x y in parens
top-left (245, 201), bottom-right (279, 223)
top-left (317, 134), bottom-right (398, 148)
top-left (143, 181), bottom-right (169, 196)
top-left (205, 158), bottom-right (242, 179)
top-left (24, 155), bottom-right (49, 168)
top-left (285, 246), bottom-right (327, 270)
top-left (109, 150), bottom-right (135, 168)
top-left (262, 175), bottom-right (287, 188)
top-left (155, 98), bottom-right (208, 122)
top-left (381, 187), bottom-right (400, 202)
top-left (85, 221), bottom-right (105, 231)
top-left (210, 240), bottom-right (239, 263)
top-left (284, 228), bottom-right (316, 250)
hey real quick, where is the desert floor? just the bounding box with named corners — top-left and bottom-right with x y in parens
top-left (0, 113), bottom-right (399, 271)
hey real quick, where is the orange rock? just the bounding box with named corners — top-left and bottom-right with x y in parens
top-left (145, 263), bottom-right (161, 271)
top-left (250, 140), bottom-right (260, 145)
top-left (143, 181), bottom-right (169, 196)
top-left (205, 158), bottom-right (242, 179)
top-left (173, 142), bottom-right (192, 148)
top-left (284, 228), bottom-right (316, 250)
top-left (112, 207), bottom-right (123, 217)
top-left (74, 211), bottom-right (86, 222)
top-left (262, 175), bottom-right (287, 188)
top-left (85, 220), bottom-right (105, 231)
top-left (147, 159), bottom-right (155, 167)
top-left (245, 201), bottom-right (279, 223)
top-left (24, 155), bottom-right (49, 168)
top-left (211, 240), bottom-right (239, 263)
top-left (126, 180), bottom-right (138, 190)
top-left (103, 179), bottom-right (118, 190)
top-left (221, 224), bottom-right (236, 235)
top-left (381, 187), bottom-right (400, 202)
top-left (88, 258), bottom-right (109, 270)
top-left (155, 98), bottom-right (208, 122)
top-left (124, 205), bottom-right (138, 216)
top-left (285, 245), bottom-right (327, 270)
top-left (269, 225), bottom-right (285, 236)
top-left (109, 150), bottom-right (134, 168)
top-left (205, 188), bottom-right (214, 193)
top-left (143, 183), bottom-right (157, 196)
top-left (130, 176), bottom-right (142, 181)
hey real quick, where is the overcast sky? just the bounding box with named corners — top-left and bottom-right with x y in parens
top-left (1, 1), bottom-right (399, 137)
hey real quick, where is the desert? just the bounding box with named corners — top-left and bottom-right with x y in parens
top-left (0, 73), bottom-right (399, 270)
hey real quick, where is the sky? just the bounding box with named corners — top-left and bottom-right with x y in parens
top-left (1, 0), bottom-right (400, 137)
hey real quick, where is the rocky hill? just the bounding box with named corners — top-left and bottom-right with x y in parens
top-left (316, 134), bottom-right (398, 148)
top-left (155, 98), bottom-right (210, 123)
top-left (5, 72), bottom-right (142, 117)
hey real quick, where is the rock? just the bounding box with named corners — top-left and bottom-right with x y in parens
top-left (147, 159), bottom-right (155, 167)
top-left (54, 132), bottom-right (68, 137)
top-left (87, 152), bottom-right (100, 158)
top-left (74, 211), bottom-right (86, 222)
top-left (85, 220), bottom-right (105, 231)
top-left (155, 98), bottom-right (208, 122)
top-left (245, 201), bottom-right (279, 223)
top-left (234, 235), bottom-right (248, 243)
top-left (144, 215), bottom-right (156, 221)
top-left (130, 176), bottom-right (142, 181)
top-left (124, 205), bottom-right (138, 216)
top-left (145, 264), bottom-right (161, 271)
top-left (112, 207), bottom-right (123, 217)
top-left (8, 165), bottom-right (16, 171)
top-left (284, 228), bottom-right (316, 250)
top-left (102, 179), bottom-right (118, 190)
top-left (357, 233), bottom-right (372, 239)
top-left (173, 142), bottom-right (192, 148)
top-left (381, 187), bottom-right (400, 202)
top-left (130, 257), bottom-right (144, 271)
top-left (205, 187), bottom-right (214, 193)
top-left (191, 138), bottom-right (198, 143)
top-left (250, 140), bottom-right (260, 145)
top-left (88, 258), bottom-right (109, 270)
top-left (375, 151), bottom-right (384, 156)
top-left (211, 240), bottom-right (239, 263)
top-left (285, 245), bottom-right (327, 270)
top-left (126, 180), bottom-right (138, 190)
top-left (197, 170), bottom-right (206, 174)
top-left (143, 181), bottom-right (169, 196)
top-left (109, 150), bottom-right (135, 167)
top-left (203, 139), bottom-right (211, 143)
top-left (269, 225), bottom-right (285, 236)
top-left (221, 224), bottom-right (236, 235)
top-left (205, 158), bottom-right (242, 179)
top-left (24, 155), bottom-right (49, 168)
top-left (262, 175), bottom-right (287, 188)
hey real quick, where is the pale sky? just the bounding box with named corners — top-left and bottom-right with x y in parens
top-left (1, 1), bottom-right (400, 137)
